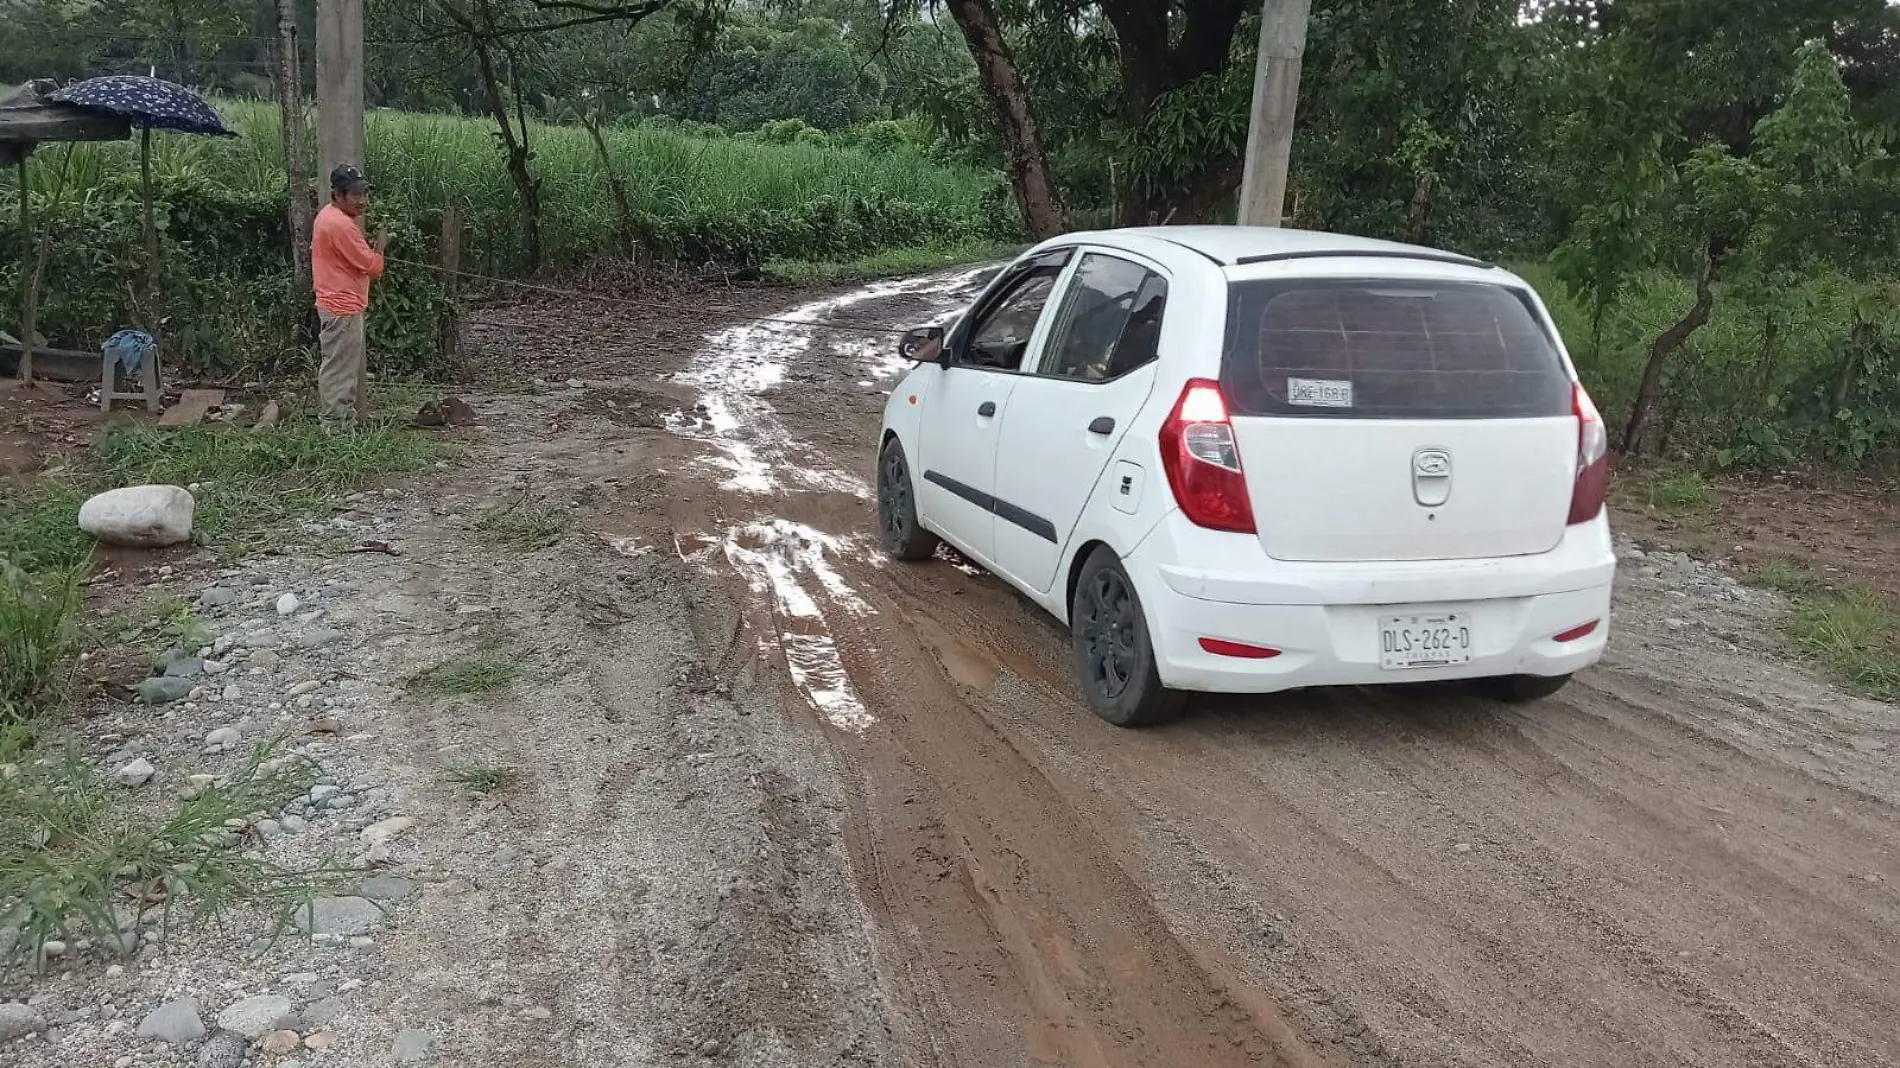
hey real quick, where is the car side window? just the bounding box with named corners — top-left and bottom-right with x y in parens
top-left (961, 270), bottom-right (1061, 371)
top-left (1040, 254), bottom-right (1168, 383)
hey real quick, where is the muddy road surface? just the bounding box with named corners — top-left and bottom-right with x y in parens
top-left (459, 273), bottom-right (1900, 1068)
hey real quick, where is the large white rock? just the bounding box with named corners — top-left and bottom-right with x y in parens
top-left (77, 485), bottom-right (195, 548)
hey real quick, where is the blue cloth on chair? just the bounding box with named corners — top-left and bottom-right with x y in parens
top-left (102, 329), bottom-right (154, 375)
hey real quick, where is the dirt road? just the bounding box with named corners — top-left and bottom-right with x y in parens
top-left (11, 274), bottom-right (1896, 1068)
top-left (430, 272), bottom-right (1900, 1068)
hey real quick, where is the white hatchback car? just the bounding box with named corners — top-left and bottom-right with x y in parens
top-left (877, 227), bottom-right (1615, 726)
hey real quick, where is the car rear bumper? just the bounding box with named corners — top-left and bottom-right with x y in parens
top-left (1125, 514), bottom-right (1616, 693)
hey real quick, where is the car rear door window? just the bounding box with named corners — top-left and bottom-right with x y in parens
top-left (1221, 279), bottom-right (1571, 419)
top-left (1040, 254), bottom-right (1168, 382)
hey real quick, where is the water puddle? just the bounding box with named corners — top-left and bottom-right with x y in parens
top-left (667, 269), bottom-right (991, 496)
top-left (722, 520), bottom-right (877, 732)
top-left (597, 534), bottom-right (654, 558)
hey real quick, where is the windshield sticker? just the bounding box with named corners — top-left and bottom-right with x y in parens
top-left (1287, 378), bottom-right (1354, 409)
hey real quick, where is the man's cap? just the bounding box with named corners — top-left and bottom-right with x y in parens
top-left (329, 164), bottom-right (371, 193)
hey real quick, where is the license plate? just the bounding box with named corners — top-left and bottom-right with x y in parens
top-left (1286, 377), bottom-right (1354, 409)
top-left (1380, 613), bottom-right (1473, 669)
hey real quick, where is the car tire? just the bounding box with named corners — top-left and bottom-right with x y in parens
top-left (1070, 548), bottom-right (1184, 727)
top-left (877, 438), bottom-right (940, 563)
top-left (1478, 673), bottom-right (1573, 703)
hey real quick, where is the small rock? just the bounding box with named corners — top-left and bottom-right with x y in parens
top-left (325, 793), bottom-right (356, 811)
top-left (198, 587), bottom-right (239, 609)
top-left (281, 815), bottom-right (308, 834)
top-left (138, 677), bottom-right (193, 705)
top-left (360, 816), bottom-right (416, 847)
top-left (196, 1029), bottom-right (249, 1068)
top-left (0, 1002), bottom-right (47, 1041)
top-left (115, 758), bottom-right (156, 788)
top-left (276, 593), bottom-right (301, 616)
top-left (565, 377), bottom-right (584, 388)
top-left (1454, 842), bottom-right (1474, 854)
top-left (204, 726), bottom-right (242, 748)
top-left (260, 1029), bottom-right (303, 1054)
top-left (216, 994), bottom-right (294, 1039)
top-left (292, 896), bottom-right (384, 936)
top-left (297, 627), bottom-right (345, 650)
top-left (348, 935), bottom-right (375, 951)
top-left (300, 999), bottom-right (343, 1027)
top-left (357, 874), bottom-right (417, 902)
top-left (391, 1029), bottom-right (438, 1063)
top-left (78, 485), bottom-right (195, 548)
top-left (309, 784), bottom-right (340, 804)
top-left (289, 680), bottom-right (323, 698)
top-left (257, 819), bottom-right (284, 839)
top-left (304, 1031), bottom-right (338, 1050)
top-left (519, 1006), bottom-right (552, 1020)
top-left (136, 997), bottom-right (205, 1045)
top-left (164, 657), bottom-right (206, 679)
top-left (203, 659), bottom-right (231, 675)
top-left (105, 965), bottom-right (125, 979)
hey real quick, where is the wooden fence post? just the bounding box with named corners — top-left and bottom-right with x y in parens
top-left (439, 203), bottom-right (462, 366)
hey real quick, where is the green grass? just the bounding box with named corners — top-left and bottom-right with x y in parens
top-left (90, 408), bottom-right (451, 557)
top-left (762, 240), bottom-right (1024, 285)
top-left (0, 393), bottom-right (456, 968)
top-left (476, 503), bottom-right (572, 550)
top-left (0, 729), bottom-right (335, 970)
top-left (1646, 469), bottom-right (1720, 513)
top-left (0, 564), bottom-right (84, 726)
top-left (1751, 556), bottom-right (1900, 701)
top-left (20, 100), bottom-right (1000, 272)
top-left (0, 479), bottom-right (93, 575)
top-left (411, 656), bottom-right (525, 697)
top-left (447, 761), bottom-right (520, 795)
top-left (0, 395), bottom-right (455, 732)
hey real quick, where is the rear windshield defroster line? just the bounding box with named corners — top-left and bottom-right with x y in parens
top-left (1220, 278), bottom-right (1572, 421)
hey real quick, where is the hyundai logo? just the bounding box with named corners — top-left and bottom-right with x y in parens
top-left (1414, 449), bottom-right (1451, 477)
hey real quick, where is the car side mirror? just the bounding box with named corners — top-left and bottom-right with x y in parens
top-left (899, 325), bottom-right (946, 364)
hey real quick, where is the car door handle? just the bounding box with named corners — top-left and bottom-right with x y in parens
top-left (1088, 416), bottom-right (1115, 435)
top-left (978, 401), bottom-right (997, 417)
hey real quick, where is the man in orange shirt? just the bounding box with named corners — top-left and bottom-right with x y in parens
top-left (311, 164), bottom-right (387, 422)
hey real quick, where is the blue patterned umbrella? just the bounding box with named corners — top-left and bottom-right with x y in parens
top-left (49, 76), bottom-right (233, 137)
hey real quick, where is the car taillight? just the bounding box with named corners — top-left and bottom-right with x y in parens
top-left (1568, 383), bottom-right (1611, 525)
top-left (1160, 379), bottom-right (1256, 533)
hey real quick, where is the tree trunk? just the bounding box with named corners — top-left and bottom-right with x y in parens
top-left (941, 0), bottom-right (1065, 240)
top-left (16, 156), bottom-right (34, 384)
top-left (276, 0), bottom-right (312, 295)
top-left (581, 114), bottom-right (641, 259)
top-left (469, 36), bottom-right (541, 271)
top-left (1403, 173), bottom-right (1435, 244)
top-left (1831, 317), bottom-right (1875, 415)
top-left (1743, 310), bottom-right (1780, 417)
top-left (1623, 237), bottom-right (1723, 455)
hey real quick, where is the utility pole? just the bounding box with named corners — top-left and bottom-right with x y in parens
top-left (1236, 0), bottom-right (1312, 227)
top-left (276, 0), bottom-right (312, 291)
top-left (315, 0), bottom-right (365, 181)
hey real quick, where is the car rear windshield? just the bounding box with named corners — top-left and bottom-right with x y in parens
top-left (1220, 278), bottom-right (1572, 419)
